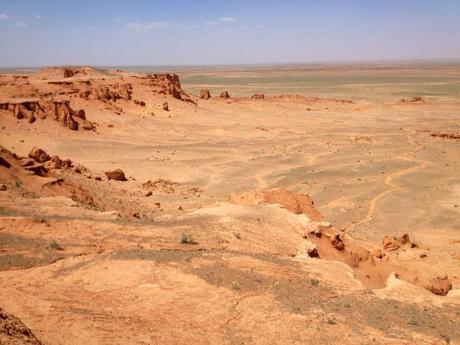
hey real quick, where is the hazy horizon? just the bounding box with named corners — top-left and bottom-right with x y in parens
top-left (1, 0), bottom-right (460, 68)
top-left (2, 58), bottom-right (460, 73)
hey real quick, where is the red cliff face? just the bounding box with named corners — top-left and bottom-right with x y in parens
top-left (0, 100), bottom-right (93, 131)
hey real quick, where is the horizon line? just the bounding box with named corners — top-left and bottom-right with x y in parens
top-left (1, 57), bottom-right (460, 71)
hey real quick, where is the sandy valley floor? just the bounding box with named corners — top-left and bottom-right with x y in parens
top-left (0, 64), bottom-right (459, 344)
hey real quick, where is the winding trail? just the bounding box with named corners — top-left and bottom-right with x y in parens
top-left (344, 129), bottom-right (430, 233)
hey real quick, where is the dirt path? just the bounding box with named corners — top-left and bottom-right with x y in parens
top-left (344, 129), bottom-right (430, 234)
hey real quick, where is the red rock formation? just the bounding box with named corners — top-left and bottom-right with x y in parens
top-left (220, 91), bottom-right (230, 99)
top-left (0, 307), bottom-right (43, 345)
top-left (148, 74), bottom-right (196, 104)
top-left (424, 275), bottom-right (453, 296)
top-left (251, 93), bottom-right (265, 100)
top-left (79, 84), bottom-right (132, 102)
top-left (200, 89), bottom-right (211, 100)
top-left (382, 234), bottom-right (413, 251)
top-left (28, 147), bottom-right (51, 163)
top-left (229, 189), bottom-right (323, 221)
top-left (430, 132), bottom-right (460, 140)
top-left (0, 100), bottom-right (93, 131)
top-left (105, 169), bottom-right (127, 181)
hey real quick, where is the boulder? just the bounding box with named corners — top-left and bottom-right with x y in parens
top-left (383, 236), bottom-right (400, 251)
top-left (371, 248), bottom-right (384, 259)
top-left (200, 89), bottom-right (211, 100)
top-left (220, 91), bottom-right (230, 99)
top-left (25, 164), bottom-right (48, 177)
top-left (251, 93), bottom-right (265, 100)
top-left (162, 102), bottom-right (169, 111)
top-left (399, 233), bottom-right (410, 245)
top-left (49, 155), bottom-right (72, 169)
top-left (28, 147), bottom-right (51, 163)
top-left (424, 275), bottom-right (452, 296)
top-left (382, 234), bottom-right (412, 251)
top-left (105, 169), bottom-right (127, 181)
top-left (307, 246), bottom-right (320, 258)
top-left (0, 157), bottom-right (11, 168)
top-left (331, 234), bottom-right (345, 251)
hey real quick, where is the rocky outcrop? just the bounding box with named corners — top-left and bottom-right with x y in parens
top-left (220, 91), bottom-right (230, 99)
top-left (25, 164), bottom-right (48, 177)
top-left (0, 100), bottom-right (93, 131)
top-left (134, 100), bottom-right (146, 106)
top-left (27, 148), bottom-right (72, 170)
top-left (251, 93), bottom-right (265, 100)
top-left (79, 84), bottom-right (132, 102)
top-left (142, 178), bottom-right (203, 196)
top-left (0, 307), bottom-right (43, 345)
top-left (148, 73), bottom-right (196, 104)
top-left (1, 145), bottom-right (95, 208)
top-left (49, 155), bottom-right (73, 169)
top-left (430, 132), bottom-right (460, 140)
top-left (200, 89), bottom-right (211, 100)
top-left (382, 234), bottom-right (413, 251)
top-left (424, 275), bottom-right (452, 296)
top-left (32, 66), bottom-right (107, 80)
top-left (28, 147), bottom-right (50, 163)
top-left (229, 189), bottom-right (323, 221)
top-left (397, 96), bottom-right (425, 105)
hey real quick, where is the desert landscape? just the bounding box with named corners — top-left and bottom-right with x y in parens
top-left (0, 62), bottom-right (459, 344)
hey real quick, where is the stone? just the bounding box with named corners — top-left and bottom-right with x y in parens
top-left (28, 147), bottom-right (51, 163)
top-left (424, 275), bottom-right (452, 296)
top-left (105, 169), bottom-right (127, 181)
top-left (200, 89), bottom-right (211, 100)
top-left (220, 91), bottom-right (230, 99)
top-left (383, 236), bottom-right (400, 251)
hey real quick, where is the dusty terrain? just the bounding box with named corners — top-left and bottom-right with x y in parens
top-left (0, 64), bottom-right (459, 344)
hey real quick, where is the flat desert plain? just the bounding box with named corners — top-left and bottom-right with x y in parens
top-left (0, 63), bottom-right (459, 344)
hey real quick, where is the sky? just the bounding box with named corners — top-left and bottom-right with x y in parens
top-left (0, 0), bottom-right (460, 67)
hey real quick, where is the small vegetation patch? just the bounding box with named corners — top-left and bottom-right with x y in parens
top-left (180, 232), bottom-right (197, 245)
top-left (310, 278), bottom-right (320, 287)
top-left (48, 240), bottom-right (64, 251)
top-left (408, 319), bottom-right (419, 327)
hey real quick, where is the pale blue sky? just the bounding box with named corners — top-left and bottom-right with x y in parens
top-left (0, 0), bottom-right (459, 67)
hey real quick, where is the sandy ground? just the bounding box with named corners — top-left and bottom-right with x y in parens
top-left (0, 65), bottom-right (459, 344)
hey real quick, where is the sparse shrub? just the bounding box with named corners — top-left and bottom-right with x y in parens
top-left (441, 335), bottom-right (451, 344)
top-left (310, 278), bottom-right (319, 287)
top-left (49, 240), bottom-right (64, 251)
top-left (408, 319), bottom-right (419, 326)
top-left (364, 288), bottom-right (375, 295)
top-left (231, 281), bottom-right (241, 291)
top-left (180, 232), bottom-right (197, 245)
